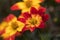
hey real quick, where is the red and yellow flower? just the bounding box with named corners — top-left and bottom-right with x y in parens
top-left (10, 0), bottom-right (44, 13)
top-left (1, 14), bottom-right (24, 40)
top-left (18, 7), bottom-right (49, 32)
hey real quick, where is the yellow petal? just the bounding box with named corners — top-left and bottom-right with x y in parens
top-left (32, 4), bottom-right (40, 9)
top-left (22, 8), bottom-right (30, 13)
top-left (8, 17), bottom-right (17, 25)
top-left (2, 33), bottom-right (10, 38)
top-left (2, 26), bottom-right (16, 38)
top-left (0, 21), bottom-right (7, 31)
top-left (23, 0), bottom-right (29, 2)
top-left (17, 21), bottom-right (24, 32)
top-left (2, 31), bottom-right (16, 39)
top-left (32, 0), bottom-right (41, 4)
top-left (6, 26), bottom-right (16, 34)
top-left (15, 2), bottom-right (26, 9)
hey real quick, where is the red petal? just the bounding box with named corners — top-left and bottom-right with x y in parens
top-left (38, 7), bottom-right (46, 16)
top-left (4, 34), bottom-right (15, 40)
top-left (29, 27), bottom-right (35, 32)
top-left (22, 12), bottom-right (31, 19)
top-left (38, 21), bottom-right (45, 29)
top-left (22, 26), bottom-right (28, 32)
top-left (17, 18), bottom-right (26, 23)
top-left (40, 0), bottom-right (44, 2)
top-left (15, 32), bottom-right (21, 36)
top-left (42, 14), bottom-right (49, 22)
top-left (22, 24), bottom-right (35, 32)
top-left (30, 7), bottom-right (38, 14)
top-left (0, 29), bottom-right (5, 35)
top-left (39, 7), bottom-right (46, 12)
top-left (10, 5), bottom-right (20, 11)
top-left (4, 14), bottom-right (15, 22)
top-left (4, 36), bottom-right (15, 40)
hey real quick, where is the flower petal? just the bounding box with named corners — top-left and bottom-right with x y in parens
top-left (29, 27), bottom-right (35, 32)
top-left (22, 24), bottom-right (35, 32)
top-left (0, 29), bottom-right (5, 35)
top-left (10, 4), bottom-right (20, 11)
top-left (15, 2), bottom-right (26, 9)
top-left (22, 8), bottom-right (30, 13)
top-left (0, 22), bottom-right (7, 30)
top-left (17, 18), bottom-right (26, 23)
top-left (22, 26), bottom-right (28, 32)
top-left (23, 0), bottom-right (28, 2)
top-left (39, 7), bottom-right (46, 12)
top-left (30, 7), bottom-right (38, 14)
top-left (17, 21), bottom-right (25, 32)
top-left (4, 34), bottom-right (15, 40)
top-left (38, 21), bottom-right (45, 28)
top-left (15, 32), bottom-right (21, 36)
top-left (4, 14), bottom-right (15, 22)
top-left (38, 7), bottom-right (46, 16)
top-left (32, 0), bottom-right (41, 4)
top-left (42, 14), bottom-right (49, 22)
top-left (32, 4), bottom-right (40, 10)
top-left (11, 2), bottom-right (26, 11)
top-left (22, 12), bottom-right (31, 19)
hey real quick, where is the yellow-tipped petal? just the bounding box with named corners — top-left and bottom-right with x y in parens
top-left (22, 8), bottom-right (30, 13)
top-left (2, 30), bottom-right (16, 39)
top-left (33, 4), bottom-right (40, 9)
top-left (2, 33), bottom-right (10, 38)
top-left (10, 17), bottom-right (17, 22)
top-left (17, 21), bottom-right (24, 32)
top-left (35, 15), bottom-right (42, 27)
top-left (23, 0), bottom-right (29, 2)
top-left (16, 2), bottom-right (26, 9)
top-left (1, 26), bottom-right (16, 38)
top-left (0, 22), bottom-right (7, 31)
top-left (8, 17), bottom-right (17, 25)
top-left (32, 0), bottom-right (41, 4)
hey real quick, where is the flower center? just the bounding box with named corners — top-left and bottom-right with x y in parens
top-left (11, 22), bottom-right (18, 30)
top-left (26, 15), bottom-right (42, 27)
top-left (29, 18), bottom-right (37, 25)
top-left (25, 0), bottom-right (32, 8)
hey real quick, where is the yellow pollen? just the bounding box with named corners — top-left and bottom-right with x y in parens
top-left (25, 0), bottom-right (32, 8)
top-left (26, 15), bottom-right (42, 27)
top-left (29, 18), bottom-right (37, 25)
top-left (11, 22), bottom-right (18, 30)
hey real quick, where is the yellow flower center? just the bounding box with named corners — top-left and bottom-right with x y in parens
top-left (29, 18), bottom-right (37, 25)
top-left (26, 15), bottom-right (42, 27)
top-left (11, 22), bottom-right (18, 30)
top-left (25, 0), bottom-right (32, 8)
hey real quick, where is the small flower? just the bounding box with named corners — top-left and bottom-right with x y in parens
top-left (10, 0), bottom-right (43, 13)
top-left (18, 7), bottom-right (49, 32)
top-left (55, 0), bottom-right (60, 3)
top-left (1, 14), bottom-right (24, 39)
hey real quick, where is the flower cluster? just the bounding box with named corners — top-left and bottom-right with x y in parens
top-left (0, 0), bottom-right (49, 40)
top-left (18, 7), bottom-right (49, 32)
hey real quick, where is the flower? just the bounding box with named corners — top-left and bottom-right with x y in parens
top-left (1, 14), bottom-right (24, 39)
top-left (10, 0), bottom-right (43, 13)
top-left (18, 7), bottom-right (49, 32)
top-left (55, 0), bottom-right (60, 3)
